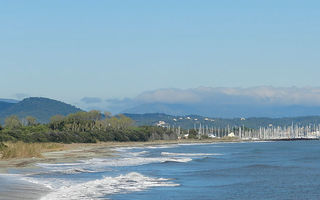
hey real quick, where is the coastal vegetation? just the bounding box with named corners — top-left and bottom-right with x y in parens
top-left (0, 111), bottom-right (182, 159)
top-left (0, 142), bottom-right (63, 159)
top-left (0, 111), bottom-right (179, 144)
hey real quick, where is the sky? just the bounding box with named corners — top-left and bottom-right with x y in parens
top-left (1, 1), bottom-right (320, 111)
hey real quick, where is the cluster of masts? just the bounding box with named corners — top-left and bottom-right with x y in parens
top-left (194, 123), bottom-right (320, 140)
top-left (163, 123), bottom-right (320, 140)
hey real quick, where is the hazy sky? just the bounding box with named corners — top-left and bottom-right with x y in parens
top-left (1, 1), bottom-right (320, 105)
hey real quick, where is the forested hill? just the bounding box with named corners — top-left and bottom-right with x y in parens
top-left (0, 101), bottom-right (15, 112)
top-left (124, 113), bottom-right (320, 129)
top-left (0, 97), bottom-right (82, 124)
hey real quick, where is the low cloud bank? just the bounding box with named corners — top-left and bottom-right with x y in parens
top-left (77, 86), bottom-right (320, 117)
top-left (135, 86), bottom-right (320, 106)
top-left (81, 97), bottom-right (102, 104)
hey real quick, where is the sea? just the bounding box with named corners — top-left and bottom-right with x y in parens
top-left (1, 140), bottom-right (320, 200)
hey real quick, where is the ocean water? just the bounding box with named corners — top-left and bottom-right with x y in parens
top-left (1, 140), bottom-right (320, 200)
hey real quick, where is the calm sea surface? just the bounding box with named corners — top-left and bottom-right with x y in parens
top-left (1, 140), bottom-right (320, 200)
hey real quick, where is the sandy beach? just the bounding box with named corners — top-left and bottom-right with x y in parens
top-left (0, 138), bottom-right (241, 173)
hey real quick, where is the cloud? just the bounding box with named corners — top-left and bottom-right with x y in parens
top-left (80, 97), bottom-right (102, 104)
top-left (14, 93), bottom-right (30, 100)
top-left (134, 86), bottom-right (320, 106)
top-left (76, 86), bottom-right (320, 115)
top-left (136, 88), bottom-right (201, 103)
top-left (104, 98), bottom-right (140, 113)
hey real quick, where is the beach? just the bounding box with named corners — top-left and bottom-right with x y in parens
top-left (0, 138), bottom-right (241, 172)
top-left (2, 140), bottom-right (320, 200)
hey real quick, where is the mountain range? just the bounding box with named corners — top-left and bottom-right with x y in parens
top-left (0, 97), bottom-right (82, 124)
top-left (1, 97), bottom-right (320, 129)
top-left (122, 103), bottom-right (320, 118)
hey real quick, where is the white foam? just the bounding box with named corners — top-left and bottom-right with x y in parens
top-left (33, 155), bottom-right (192, 176)
top-left (161, 152), bottom-right (223, 157)
top-left (145, 144), bottom-right (179, 149)
top-left (40, 172), bottom-right (179, 200)
top-left (178, 143), bottom-right (212, 146)
top-left (81, 156), bottom-right (192, 167)
top-left (163, 157), bottom-right (193, 163)
top-left (127, 150), bottom-right (149, 157)
top-left (37, 162), bottom-right (83, 169)
top-left (0, 173), bottom-right (21, 177)
top-left (115, 144), bottom-right (178, 152)
top-left (114, 146), bottom-right (138, 151)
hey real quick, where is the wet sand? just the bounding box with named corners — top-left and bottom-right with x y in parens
top-left (0, 174), bottom-right (50, 200)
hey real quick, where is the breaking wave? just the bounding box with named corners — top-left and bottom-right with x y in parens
top-left (161, 152), bottom-right (223, 157)
top-left (81, 156), bottom-right (193, 167)
top-left (54, 168), bottom-right (97, 175)
top-left (37, 156), bottom-right (193, 171)
top-left (39, 172), bottom-right (179, 200)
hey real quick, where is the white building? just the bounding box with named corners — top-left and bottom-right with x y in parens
top-left (157, 121), bottom-right (166, 127)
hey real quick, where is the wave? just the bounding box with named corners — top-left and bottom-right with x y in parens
top-left (161, 152), bottom-right (223, 157)
top-left (37, 162), bottom-right (83, 169)
top-left (127, 150), bottom-right (149, 157)
top-left (144, 144), bottom-right (179, 149)
top-left (178, 143), bottom-right (213, 146)
top-left (36, 155), bottom-right (193, 173)
top-left (0, 173), bottom-right (21, 178)
top-left (115, 144), bottom-right (178, 151)
top-left (39, 172), bottom-right (179, 200)
top-left (54, 168), bottom-right (97, 175)
top-left (81, 156), bottom-right (192, 167)
top-left (161, 158), bottom-right (193, 163)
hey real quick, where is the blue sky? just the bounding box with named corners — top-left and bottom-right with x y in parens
top-left (1, 1), bottom-right (320, 109)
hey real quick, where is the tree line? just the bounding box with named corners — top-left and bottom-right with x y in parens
top-left (0, 111), bottom-right (178, 143)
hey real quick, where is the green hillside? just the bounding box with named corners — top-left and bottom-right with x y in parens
top-left (0, 97), bottom-right (82, 124)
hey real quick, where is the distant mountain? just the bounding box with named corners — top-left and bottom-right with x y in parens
top-left (125, 113), bottom-right (320, 129)
top-left (123, 103), bottom-right (320, 118)
top-left (0, 101), bottom-right (15, 112)
top-left (0, 97), bottom-right (82, 124)
top-left (0, 98), bottom-right (19, 103)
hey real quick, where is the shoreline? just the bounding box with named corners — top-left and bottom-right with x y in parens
top-left (0, 138), bottom-right (241, 173)
top-left (1, 137), bottom-right (318, 173)
top-left (0, 138), bottom-right (319, 200)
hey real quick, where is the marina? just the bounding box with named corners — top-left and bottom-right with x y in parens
top-left (164, 123), bottom-right (320, 141)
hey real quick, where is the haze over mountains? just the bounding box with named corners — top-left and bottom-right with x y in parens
top-left (0, 93), bottom-right (320, 128)
top-left (5, 87), bottom-right (320, 119)
top-left (3, 86), bottom-right (320, 124)
top-left (1, 96), bottom-right (320, 128)
top-left (122, 103), bottom-right (320, 118)
top-left (79, 87), bottom-right (320, 118)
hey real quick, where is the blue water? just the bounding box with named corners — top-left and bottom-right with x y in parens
top-left (2, 141), bottom-right (320, 200)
